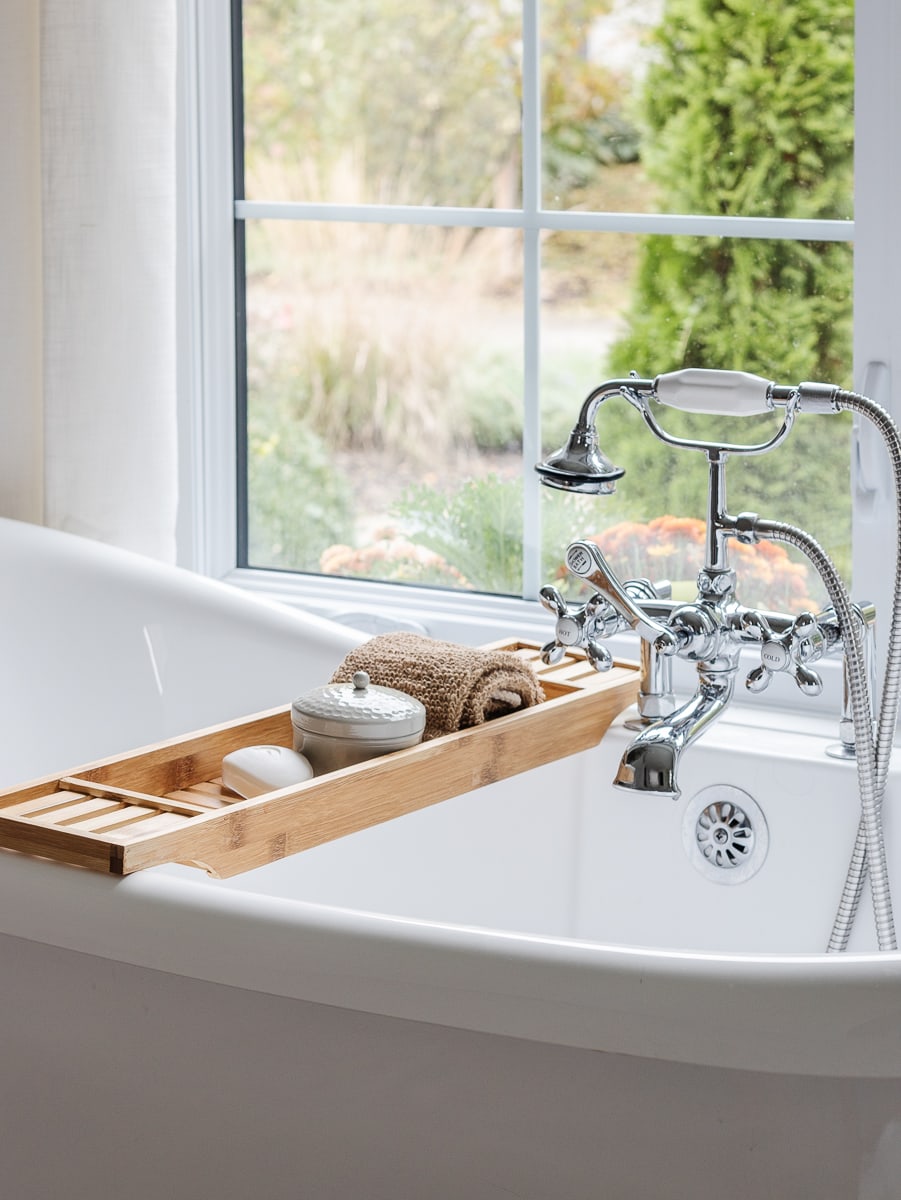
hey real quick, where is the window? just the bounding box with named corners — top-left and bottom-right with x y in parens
top-left (178, 1), bottom-right (901, 649)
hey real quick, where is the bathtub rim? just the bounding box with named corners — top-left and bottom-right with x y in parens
top-left (1, 517), bottom-right (898, 1080)
top-left (1, 845), bottom-right (899, 1080)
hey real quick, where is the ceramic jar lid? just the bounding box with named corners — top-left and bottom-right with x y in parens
top-left (291, 670), bottom-right (426, 741)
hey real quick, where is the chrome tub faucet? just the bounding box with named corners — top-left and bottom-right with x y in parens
top-left (536, 369), bottom-right (874, 799)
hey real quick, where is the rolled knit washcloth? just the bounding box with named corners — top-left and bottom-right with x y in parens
top-left (330, 632), bottom-right (545, 741)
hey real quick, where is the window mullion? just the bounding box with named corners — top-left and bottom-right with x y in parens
top-left (235, 199), bottom-right (851, 244)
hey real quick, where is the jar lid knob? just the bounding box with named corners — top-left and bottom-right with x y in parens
top-left (352, 670), bottom-right (370, 692)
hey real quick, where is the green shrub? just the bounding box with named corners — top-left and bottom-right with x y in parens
top-left (461, 346), bottom-right (620, 456)
top-left (247, 404), bottom-right (353, 569)
top-left (245, 220), bottom-right (477, 463)
top-left (608, 0), bottom-right (853, 384)
top-left (598, 0), bottom-right (854, 577)
top-left (387, 475), bottom-right (596, 595)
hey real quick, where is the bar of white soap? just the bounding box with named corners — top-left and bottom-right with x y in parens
top-left (221, 745), bottom-right (314, 799)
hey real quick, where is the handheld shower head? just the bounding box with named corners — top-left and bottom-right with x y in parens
top-left (535, 377), bottom-right (653, 496)
top-left (535, 429), bottom-right (624, 495)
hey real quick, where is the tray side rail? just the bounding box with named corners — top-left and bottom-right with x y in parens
top-left (0, 647), bottom-right (639, 877)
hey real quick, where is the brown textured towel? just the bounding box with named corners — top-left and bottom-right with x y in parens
top-left (330, 632), bottom-right (545, 740)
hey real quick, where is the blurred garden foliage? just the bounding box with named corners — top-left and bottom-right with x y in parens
top-left (609, 0), bottom-right (853, 380)
top-left (583, 517), bottom-right (819, 613)
top-left (247, 400), bottom-right (353, 570)
top-left (604, 0), bottom-right (854, 583)
top-left (241, 0), bottom-right (853, 602)
top-left (242, 0), bottom-right (640, 576)
top-left (333, 476), bottom-right (823, 609)
top-left (241, 0), bottom-right (631, 207)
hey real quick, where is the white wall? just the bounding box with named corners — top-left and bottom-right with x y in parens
top-left (0, 2), bottom-right (43, 524)
top-left (0, 4), bottom-right (178, 560)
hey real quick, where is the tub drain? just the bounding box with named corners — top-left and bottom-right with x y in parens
top-left (682, 785), bottom-right (769, 885)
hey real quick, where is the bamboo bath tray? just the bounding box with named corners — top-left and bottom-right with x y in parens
top-left (0, 642), bottom-right (639, 878)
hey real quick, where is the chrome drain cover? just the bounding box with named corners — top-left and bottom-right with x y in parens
top-left (696, 799), bottom-right (753, 867)
top-left (682, 785), bottom-right (769, 885)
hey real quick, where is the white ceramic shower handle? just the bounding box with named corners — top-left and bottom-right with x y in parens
top-left (654, 368), bottom-right (775, 416)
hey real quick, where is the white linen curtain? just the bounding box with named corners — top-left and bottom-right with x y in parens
top-left (1, 1), bottom-right (178, 562)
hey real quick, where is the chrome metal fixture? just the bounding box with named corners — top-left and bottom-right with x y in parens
top-left (682, 784), bottom-right (770, 885)
top-left (536, 367), bottom-right (901, 952)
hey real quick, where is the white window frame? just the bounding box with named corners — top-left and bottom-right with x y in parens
top-left (176, 0), bottom-right (901, 700)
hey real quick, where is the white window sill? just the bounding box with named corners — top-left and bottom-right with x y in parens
top-left (224, 566), bottom-right (851, 734)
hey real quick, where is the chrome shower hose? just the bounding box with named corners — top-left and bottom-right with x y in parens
top-left (750, 386), bottom-right (901, 951)
top-left (760, 517), bottom-right (896, 952)
top-left (823, 390), bottom-right (901, 951)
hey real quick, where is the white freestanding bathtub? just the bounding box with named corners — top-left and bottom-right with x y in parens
top-left (0, 517), bottom-right (899, 1200)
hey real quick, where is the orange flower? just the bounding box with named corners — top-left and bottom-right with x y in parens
top-left (567, 516), bottom-right (818, 611)
top-left (320, 535), bottom-right (471, 588)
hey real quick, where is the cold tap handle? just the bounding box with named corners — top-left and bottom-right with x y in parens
top-left (564, 541), bottom-right (679, 654)
top-left (741, 609), bottom-right (824, 697)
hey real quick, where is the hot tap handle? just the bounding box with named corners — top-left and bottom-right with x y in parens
top-left (539, 640), bottom-right (567, 666)
top-left (564, 541), bottom-right (679, 655)
top-left (538, 585), bottom-right (568, 618)
top-left (585, 639), bottom-right (614, 672)
top-left (538, 587), bottom-right (615, 672)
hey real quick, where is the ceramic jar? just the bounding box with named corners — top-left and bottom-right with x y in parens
top-left (291, 670), bottom-right (426, 775)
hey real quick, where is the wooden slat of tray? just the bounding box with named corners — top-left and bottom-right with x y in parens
top-left (57, 778), bottom-right (215, 817)
top-left (166, 780), bottom-right (235, 809)
top-left (73, 805), bottom-right (155, 833)
top-left (114, 812), bottom-right (193, 841)
top-left (0, 642), bottom-right (639, 878)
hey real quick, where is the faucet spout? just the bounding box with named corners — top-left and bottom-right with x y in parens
top-left (613, 671), bottom-right (735, 799)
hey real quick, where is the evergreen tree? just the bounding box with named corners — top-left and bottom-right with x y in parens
top-left (607, 0), bottom-right (853, 383)
top-left (589, 0), bottom-right (856, 588)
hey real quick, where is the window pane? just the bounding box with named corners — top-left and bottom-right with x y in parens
top-left (241, 0), bottom-right (522, 207)
top-left (244, 219), bottom-right (525, 591)
top-left (540, 230), bottom-right (853, 611)
top-left (542, 0), bottom-right (854, 221)
top-left (237, 0), bottom-right (856, 615)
